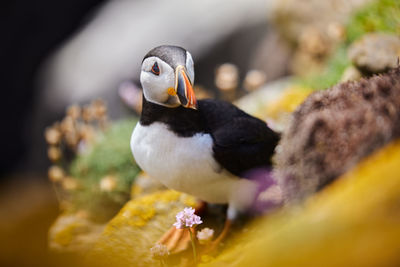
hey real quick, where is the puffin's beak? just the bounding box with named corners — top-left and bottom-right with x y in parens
top-left (175, 65), bottom-right (197, 110)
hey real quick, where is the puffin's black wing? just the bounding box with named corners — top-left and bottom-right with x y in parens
top-left (198, 99), bottom-right (280, 178)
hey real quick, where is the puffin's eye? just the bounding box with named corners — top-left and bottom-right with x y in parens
top-left (151, 62), bottom-right (160, 75)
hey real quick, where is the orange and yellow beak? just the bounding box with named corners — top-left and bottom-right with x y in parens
top-left (175, 65), bottom-right (197, 109)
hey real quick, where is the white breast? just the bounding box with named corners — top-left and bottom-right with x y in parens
top-left (130, 122), bottom-right (245, 204)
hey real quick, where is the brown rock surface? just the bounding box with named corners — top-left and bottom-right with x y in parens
top-left (275, 67), bottom-right (400, 202)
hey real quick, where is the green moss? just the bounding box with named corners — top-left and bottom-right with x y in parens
top-left (297, 0), bottom-right (400, 90)
top-left (69, 118), bottom-right (140, 221)
top-left (297, 45), bottom-right (350, 90)
top-left (347, 0), bottom-right (400, 43)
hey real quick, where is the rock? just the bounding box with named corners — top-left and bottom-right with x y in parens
top-left (340, 65), bottom-right (362, 82)
top-left (348, 33), bottom-right (400, 74)
top-left (274, 67), bottom-right (400, 202)
top-left (86, 190), bottom-right (196, 267)
top-left (130, 172), bottom-right (166, 199)
top-left (48, 211), bottom-right (105, 253)
top-left (204, 140), bottom-right (400, 267)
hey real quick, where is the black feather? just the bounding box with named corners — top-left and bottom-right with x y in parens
top-left (143, 45), bottom-right (187, 69)
top-left (198, 99), bottom-right (280, 177)
top-left (140, 97), bottom-right (280, 177)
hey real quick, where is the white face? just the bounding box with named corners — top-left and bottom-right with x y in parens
top-left (140, 51), bottom-right (195, 107)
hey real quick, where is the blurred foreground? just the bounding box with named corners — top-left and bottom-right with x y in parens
top-left (1, 0), bottom-right (400, 266)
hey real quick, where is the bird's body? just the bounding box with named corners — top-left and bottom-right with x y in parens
top-left (131, 45), bottom-right (279, 220)
top-left (131, 96), bottom-right (279, 216)
top-left (131, 120), bottom-right (236, 204)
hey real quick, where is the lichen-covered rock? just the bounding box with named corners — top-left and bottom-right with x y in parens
top-left (130, 172), bottom-right (166, 199)
top-left (86, 190), bottom-right (196, 267)
top-left (275, 67), bottom-right (400, 202)
top-left (204, 140), bottom-right (400, 267)
top-left (348, 33), bottom-right (400, 74)
top-left (48, 211), bottom-right (105, 253)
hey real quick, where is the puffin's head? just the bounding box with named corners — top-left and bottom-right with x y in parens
top-left (140, 45), bottom-right (197, 109)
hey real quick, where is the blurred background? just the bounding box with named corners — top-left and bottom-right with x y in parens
top-left (1, 0), bottom-right (399, 266)
top-left (1, 1), bottom-right (279, 265)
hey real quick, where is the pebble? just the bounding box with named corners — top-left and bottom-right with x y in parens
top-left (348, 33), bottom-right (400, 74)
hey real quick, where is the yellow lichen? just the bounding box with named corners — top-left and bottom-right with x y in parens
top-left (103, 190), bottom-right (195, 234)
top-left (130, 184), bottom-right (143, 197)
top-left (52, 222), bottom-right (81, 246)
top-left (87, 190), bottom-right (197, 266)
top-left (158, 190), bottom-right (181, 202)
top-left (265, 86), bottom-right (313, 119)
top-left (48, 212), bottom-right (105, 253)
top-left (203, 140), bottom-right (400, 267)
top-left (181, 194), bottom-right (198, 207)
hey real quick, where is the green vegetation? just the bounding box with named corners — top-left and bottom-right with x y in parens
top-left (347, 0), bottom-right (400, 43)
top-left (69, 119), bottom-right (140, 222)
top-left (297, 45), bottom-right (350, 90)
top-left (298, 0), bottom-right (400, 90)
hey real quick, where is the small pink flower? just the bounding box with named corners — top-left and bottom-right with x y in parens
top-left (173, 207), bottom-right (202, 229)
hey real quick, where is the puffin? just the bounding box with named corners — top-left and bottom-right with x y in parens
top-left (130, 45), bottom-right (280, 252)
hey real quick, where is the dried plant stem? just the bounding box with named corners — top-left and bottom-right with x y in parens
top-left (51, 182), bottom-right (62, 205)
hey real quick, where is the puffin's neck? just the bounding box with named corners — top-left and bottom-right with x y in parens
top-left (140, 95), bottom-right (206, 137)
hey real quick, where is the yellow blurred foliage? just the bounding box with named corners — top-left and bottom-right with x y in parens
top-left (204, 140), bottom-right (400, 267)
top-left (265, 86), bottom-right (313, 119)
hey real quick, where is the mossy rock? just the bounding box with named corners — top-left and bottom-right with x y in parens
top-left (69, 119), bottom-right (140, 222)
top-left (203, 140), bottom-right (400, 267)
top-left (86, 190), bottom-right (196, 267)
